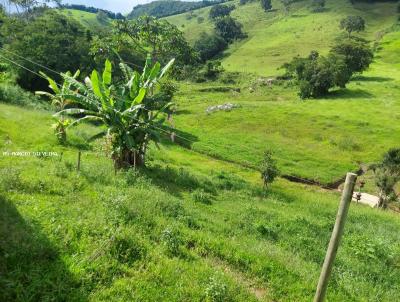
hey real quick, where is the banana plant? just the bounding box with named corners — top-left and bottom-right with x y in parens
top-left (36, 70), bottom-right (80, 144)
top-left (42, 55), bottom-right (175, 168)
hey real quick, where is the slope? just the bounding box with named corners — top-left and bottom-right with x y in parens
top-left (166, 0), bottom-right (398, 75)
top-left (0, 102), bottom-right (399, 301)
top-left (170, 3), bottom-right (400, 184)
top-left (59, 8), bottom-right (111, 29)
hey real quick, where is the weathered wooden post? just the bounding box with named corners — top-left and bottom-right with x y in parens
top-left (77, 151), bottom-right (81, 172)
top-left (313, 172), bottom-right (357, 302)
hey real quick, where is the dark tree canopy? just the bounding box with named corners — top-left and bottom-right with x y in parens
top-left (194, 32), bottom-right (228, 62)
top-left (260, 0), bottom-right (272, 11)
top-left (340, 15), bottom-right (366, 36)
top-left (330, 38), bottom-right (373, 73)
top-left (1, 10), bottom-right (93, 91)
top-left (209, 4), bottom-right (235, 19)
top-left (214, 16), bottom-right (246, 43)
top-left (114, 16), bottom-right (198, 71)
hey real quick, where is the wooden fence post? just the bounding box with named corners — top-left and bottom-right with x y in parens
top-left (77, 151), bottom-right (81, 172)
top-left (313, 172), bottom-right (357, 302)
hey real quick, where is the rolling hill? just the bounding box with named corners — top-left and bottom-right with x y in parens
top-left (1, 0), bottom-right (400, 301)
top-left (59, 8), bottom-right (111, 29)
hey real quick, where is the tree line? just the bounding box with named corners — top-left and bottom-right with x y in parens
top-left (60, 4), bottom-right (125, 20)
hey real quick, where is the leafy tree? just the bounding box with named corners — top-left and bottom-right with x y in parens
top-left (36, 70), bottom-right (81, 144)
top-left (194, 32), bottom-right (228, 62)
top-left (283, 51), bottom-right (353, 98)
top-left (330, 38), bottom-right (373, 73)
top-left (371, 149), bottom-right (400, 208)
top-left (340, 16), bottom-right (366, 36)
top-left (114, 16), bottom-right (197, 72)
top-left (1, 11), bottom-right (92, 91)
top-left (260, 0), bottom-right (272, 11)
top-left (209, 4), bottom-right (235, 19)
top-left (40, 57), bottom-right (175, 169)
top-left (214, 16), bottom-right (246, 43)
top-left (260, 150), bottom-right (279, 189)
top-left (297, 56), bottom-right (335, 99)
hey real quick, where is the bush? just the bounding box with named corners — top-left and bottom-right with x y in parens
top-left (209, 4), bottom-right (235, 19)
top-left (0, 83), bottom-right (45, 108)
top-left (340, 16), bottom-right (366, 36)
top-left (330, 38), bottom-right (374, 73)
top-left (260, 150), bottom-right (279, 189)
top-left (161, 227), bottom-right (183, 257)
top-left (194, 32), bottom-right (228, 62)
top-left (282, 43), bottom-right (370, 98)
top-left (214, 16), bottom-right (246, 43)
top-left (204, 275), bottom-right (228, 302)
top-left (260, 0), bottom-right (272, 11)
top-left (191, 189), bottom-right (213, 205)
top-left (311, 0), bottom-right (325, 12)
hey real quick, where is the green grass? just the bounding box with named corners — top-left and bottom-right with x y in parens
top-left (1, 100), bottom-right (400, 301)
top-left (168, 1), bottom-right (400, 184)
top-left (167, 0), bottom-right (398, 75)
top-left (59, 9), bottom-right (111, 29)
top-left (1, 1), bottom-right (400, 300)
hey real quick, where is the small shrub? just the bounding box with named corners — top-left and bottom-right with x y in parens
top-left (255, 222), bottom-right (279, 241)
top-left (191, 189), bottom-right (213, 205)
top-left (0, 83), bottom-right (45, 108)
top-left (215, 16), bottom-right (247, 43)
top-left (161, 227), bottom-right (183, 257)
top-left (0, 168), bottom-right (23, 191)
top-left (109, 232), bottom-right (147, 264)
top-left (260, 150), bottom-right (279, 189)
top-left (204, 275), bottom-right (228, 302)
top-left (194, 32), bottom-right (228, 62)
top-left (209, 4), bottom-right (235, 19)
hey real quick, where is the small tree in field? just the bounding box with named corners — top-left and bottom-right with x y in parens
top-left (36, 70), bottom-right (80, 144)
top-left (260, 150), bottom-right (279, 189)
top-left (371, 149), bottom-right (400, 209)
top-left (40, 56), bottom-right (175, 169)
top-left (261, 0), bottom-right (272, 11)
top-left (330, 38), bottom-right (373, 73)
top-left (340, 16), bottom-right (365, 37)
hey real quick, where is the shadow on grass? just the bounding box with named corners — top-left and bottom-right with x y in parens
top-left (161, 128), bottom-right (199, 149)
top-left (142, 164), bottom-right (216, 198)
top-left (352, 75), bottom-right (393, 82)
top-left (0, 195), bottom-right (86, 302)
top-left (174, 109), bottom-right (192, 115)
top-left (321, 88), bottom-right (374, 100)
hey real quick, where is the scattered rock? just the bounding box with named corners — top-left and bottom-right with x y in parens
top-left (206, 103), bottom-right (241, 114)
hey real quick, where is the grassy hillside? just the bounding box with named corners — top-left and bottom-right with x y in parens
top-left (166, 0), bottom-right (400, 184)
top-left (60, 9), bottom-right (111, 29)
top-left (167, 0), bottom-right (398, 75)
top-left (1, 102), bottom-right (400, 301)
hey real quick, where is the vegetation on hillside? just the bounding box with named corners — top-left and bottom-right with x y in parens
top-left (127, 0), bottom-right (226, 19)
top-left (0, 0), bottom-right (399, 301)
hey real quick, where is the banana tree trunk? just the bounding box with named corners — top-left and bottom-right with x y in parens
top-left (113, 149), bottom-right (144, 170)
